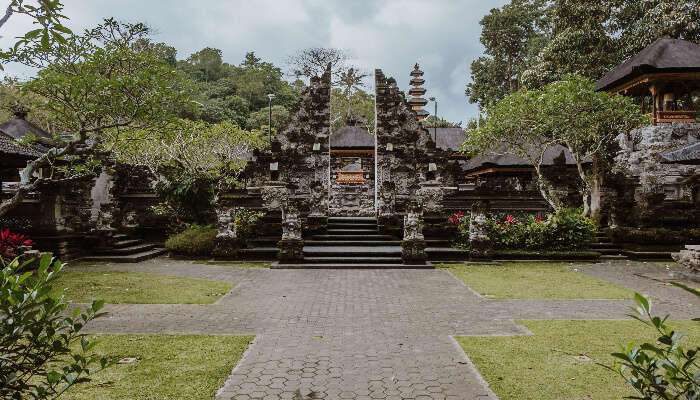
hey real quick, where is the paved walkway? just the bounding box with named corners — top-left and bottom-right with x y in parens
top-left (73, 260), bottom-right (699, 400)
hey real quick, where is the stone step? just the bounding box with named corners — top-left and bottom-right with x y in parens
top-left (624, 250), bottom-right (674, 260)
top-left (326, 229), bottom-right (381, 235)
top-left (79, 248), bottom-right (167, 263)
top-left (113, 233), bottom-right (129, 241)
top-left (311, 234), bottom-right (396, 241)
top-left (305, 240), bottom-right (403, 246)
top-left (328, 217), bottom-right (377, 223)
top-left (239, 247), bottom-right (279, 260)
top-left (304, 257), bottom-right (404, 264)
top-left (95, 243), bottom-right (156, 255)
top-left (304, 246), bottom-right (401, 257)
top-left (113, 239), bottom-right (142, 249)
top-left (597, 248), bottom-right (625, 255)
top-left (271, 263), bottom-right (434, 269)
top-left (426, 247), bottom-right (470, 261)
top-left (600, 254), bottom-right (628, 261)
top-left (590, 242), bottom-right (617, 249)
top-left (327, 223), bottom-right (378, 230)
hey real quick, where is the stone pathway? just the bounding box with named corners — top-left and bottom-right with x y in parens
top-left (72, 260), bottom-right (699, 400)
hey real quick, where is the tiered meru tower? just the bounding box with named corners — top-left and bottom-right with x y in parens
top-left (408, 63), bottom-right (429, 122)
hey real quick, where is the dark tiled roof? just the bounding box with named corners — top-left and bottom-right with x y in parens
top-left (0, 132), bottom-right (43, 159)
top-left (415, 109), bottom-right (430, 116)
top-left (0, 118), bottom-right (52, 140)
top-left (595, 39), bottom-right (700, 91)
top-left (408, 87), bottom-right (426, 95)
top-left (661, 141), bottom-right (700, 165)
top-left (462, 144), bottom-right (577, 172)
top-left (410, 78), bottom-right (425, 85)
top-left (330, 126), bottom-right (375, 149)
top-left (407, 97), bottom-right (428, 105)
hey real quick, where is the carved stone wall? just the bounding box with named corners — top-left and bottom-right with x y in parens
top-left (613, 122), bottom-right (700, 227)
top-left (329, 153), bottom-right (375, 216)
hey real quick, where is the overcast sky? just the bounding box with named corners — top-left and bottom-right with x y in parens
top-left (0, 0), bottom-right (509, 124)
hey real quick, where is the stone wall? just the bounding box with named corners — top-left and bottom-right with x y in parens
top-left (612, 122), bottom-right (700, 228)
top-left (329, 152), bottom-right (375, 216)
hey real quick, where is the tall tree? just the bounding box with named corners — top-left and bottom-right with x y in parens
top-left (335, 67), bottom-right (368, 121)
top-left (466, 0), bottom-right (548, 108)
top-left (329, 88), bottom-right (374, 134)
top-left (521, 0), bottom-right (619, 88)
top-left (0, 19), bottom-right (192, 217)
top-left (286, 47), bottom-right (346, 79)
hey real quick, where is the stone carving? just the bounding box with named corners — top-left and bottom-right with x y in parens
top-left (418, 182), bottom-right (444, 214)
top-left (672, 245), bottom-right (700, 276)
top-left (213, 207), bottom-right (242, 258)
top-left (376, 182), bottom-right (395, 217)
top-left (403, 207), bottom-right (424, 241)
top-left (309, 181), bottom-right (328, 217)
top-left (401, 202), bottom-right (426, 264)
top-left (469, 200), bottom-right (492, 258)
top-left (281, 206), bottom-right (302, 241)
top-left (261, 184), bottom-right (288, 211)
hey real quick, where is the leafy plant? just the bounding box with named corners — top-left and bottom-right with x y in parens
top-left (1, 254), bottom-right (113, 399)
top-left (1, 228), bottom-right (35, 259)
top-left (601, 290), bottom-right (699, 400)
top-left (164, 224), bottom-right (218, 257)
top-left (450, 211), bottom-right (471, 248)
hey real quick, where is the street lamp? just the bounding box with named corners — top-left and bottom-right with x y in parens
top-left (267, 93), bottom-right (276, 143)
top-left (429, 97), bottom-right (437, 143)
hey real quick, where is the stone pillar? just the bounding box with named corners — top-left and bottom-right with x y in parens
top-left (401, 203), bottom-right (426, 265)
top-left (469, 200), bottom-right (492, 259)
top-left (278, 203), bottom-right (304, 263)
top-left (307, 181), bottom-right (328, 236)
top-left (212, 207), bottom-right (242, 259)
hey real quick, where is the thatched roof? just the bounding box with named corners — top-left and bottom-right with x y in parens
top-left (330, 126), bottom-right (374, 149)
top-left (660, 141), bottom-right (700, 165)
top-left (0, 132), bottom-right (43, 159)
top-left (595, 39), bottom-right (700, 92)
top-left (462, 144), bottom-right (578, 173)
top-left (431, 127), bottom-right (466, 151)
top-left (0, 118), bottom-right (52, 141)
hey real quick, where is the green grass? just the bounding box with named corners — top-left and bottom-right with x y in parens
top-left (457, 320), bottom-right (700, 400)
top-left (194, 260), bottom-right (270, 268)
top-left (62, 334), bottom-right (254, 400)
top-left (438, 262), bottom-right (633, 299)
top-left (67, 260), bottom-right (110, 267)
top-left (54, 271), bottom-right (235, 304)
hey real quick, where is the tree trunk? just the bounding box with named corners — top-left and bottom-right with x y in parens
top-left (588, 155), bottom-right (605, 224)
top-left (533, 165), bottom-right (562, 212)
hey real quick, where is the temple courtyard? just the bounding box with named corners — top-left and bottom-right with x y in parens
top-left (56, 259), bottom-right (699, 400)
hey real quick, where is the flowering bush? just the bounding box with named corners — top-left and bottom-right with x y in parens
top-left (450, 211), bottom-right (471, 248)
top-left (489, 209), bottom-right (596, 251)
top-left (0, 228), bottom-right (35, 260)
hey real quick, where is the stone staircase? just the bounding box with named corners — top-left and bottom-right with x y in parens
top-left (590, 231), bottom-right (627, 261)
top-left (273, 216), bottom-right (433, 269)
top-left (80, 233), bottom-right (167, 263)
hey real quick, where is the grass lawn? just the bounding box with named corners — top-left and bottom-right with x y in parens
top-left (54, 271), bottom-right (235, 304)
top-left (62, 334), bottom-right (254, 400)
top-left (457, 320), bottom-right (700, 400)
top-left (439, 262), bottom-right (633, 299)
top-left (194, 260), bottom-right (270, 268)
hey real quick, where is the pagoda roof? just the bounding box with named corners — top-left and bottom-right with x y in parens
top-left (596, 39), bottom-right (700, 92)
top-left (330, 125), bottom-right (375, 149)
top-left (410, 78), bottom-right (425, 86)
top-left (407, 97), bottom-right (428, 105)
top-left (408, 87), bottom-right (426, 95)
top-left (414, 109), bottom-right (430, 116)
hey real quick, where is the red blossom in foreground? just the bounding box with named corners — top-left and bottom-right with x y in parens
top-left (535, 216), bottom-right (546, 223)
top-left (450, 211), bottom-right (465, 225)
top-left (0, 228), bottom-right (35, 258)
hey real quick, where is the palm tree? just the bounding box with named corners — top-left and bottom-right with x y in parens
top-left (336, 67), bottom-right (368, 122)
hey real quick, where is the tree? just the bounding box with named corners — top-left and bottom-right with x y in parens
top-left (0, 0), bottom-right (72, 69)
top-left (462, 89), bottom-right (564, 210)
top-left (0, 19), bottom-right (192, 218)
top-left (541, 76), bottom-right (648, 221)
top-left (246, 105), bottom-right (289, 133)
top-left (329, 87), bottom-right (375, 134)
top-left (521, 1), bottom-right (619, 88)
top-left (335, 67), bottom-right (368, 121)
top-left (607, 0), bottom-right (700, 60)
top-left (1, 254), bottom-right (113, 399)
top-left (114, 120), bottom-right (267, 223)
top-left (423, 115), bottom-right (462, 128)
top-left (286, 47), bottom-right (347, 79)
top-left (466, 0), bottom-right (549, 107)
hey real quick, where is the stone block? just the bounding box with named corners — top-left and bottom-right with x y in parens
top-left (402, 238), bottom-right (426, 265)
top-left (278, 238), bottom-right (304, 263)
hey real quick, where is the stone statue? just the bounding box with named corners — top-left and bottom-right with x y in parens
top-left (309, 181), bottom-right (328, 217)
top-left (469, 201), bottom-right (492, 258)
top-left (403, 208), bottom-right (424, 241)
top-left (216, 208), bottom-right (237, 239)
top-left (281, 206), bottom-right (302, 240)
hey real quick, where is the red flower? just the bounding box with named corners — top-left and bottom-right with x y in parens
top-left (1, 228), bottom-right (35, 258)
top-left (535, 216), bottom-right (546, 223)
top-left (505, 214), bottom-right (517, 224)
top-left (450, 211), bottom-right (465, 226)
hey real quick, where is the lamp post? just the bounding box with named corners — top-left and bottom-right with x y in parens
top-left (429, 97), bottom-right (437, 143)
top-left (267, 93), bottom-right (275, 143)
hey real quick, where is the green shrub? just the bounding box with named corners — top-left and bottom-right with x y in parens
top-left (603, 285), bottom-right (699, 399)
top-left (489, 209), bottom-right (596, 251)
top-left (1, 254), bottom-right (113, 399)
top-left (165, 224), bottom-right (217, 256)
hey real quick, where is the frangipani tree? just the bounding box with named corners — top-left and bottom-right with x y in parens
top-left (0, 19), bottom-right (192, 218)
top-left (541, 76), bottom-right (648, 221)
top-left (114, 120), bottom-right (267, 223)
top-left (462, 89), bottom-right (565, 211)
